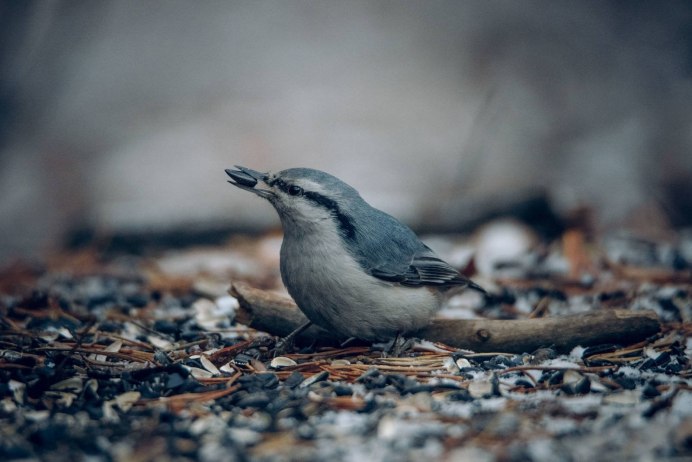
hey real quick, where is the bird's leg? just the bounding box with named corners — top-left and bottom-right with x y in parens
top-left (374, 334), bottom-right (398, 357)
top-left (394, 337), bottom-right (415, 356)
top-left (379, 333), bottom-right (415, 358)
top-left (387, 332), bottom-right (401, 356)
top-left (274, 321), bottom-right (312, 356)
top-left (373, 332), bottom-right (414, 358)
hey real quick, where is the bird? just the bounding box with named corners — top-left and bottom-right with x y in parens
top-left (225, 166), bottom-right (484, 349)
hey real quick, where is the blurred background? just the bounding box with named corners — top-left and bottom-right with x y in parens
top-left (1, 0), bottom-right (691, 261)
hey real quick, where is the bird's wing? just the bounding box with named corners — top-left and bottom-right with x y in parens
top-left (370, 249), bottom-right (485, 292)
top-left (347, 206), bottom-right (484, 292)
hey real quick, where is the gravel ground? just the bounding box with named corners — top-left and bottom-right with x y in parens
top-left (0, 229), bottom-right (690, 461)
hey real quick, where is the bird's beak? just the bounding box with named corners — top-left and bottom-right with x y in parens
top-left (225, 166), bottom-right (275, 199)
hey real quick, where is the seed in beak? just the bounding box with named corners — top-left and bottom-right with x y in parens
top-left (225, 169), bottom-right (259, 187)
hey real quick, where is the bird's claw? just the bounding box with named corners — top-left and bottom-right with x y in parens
top-left (273, 336), bottom-right (295, 357)
top-left (376, 336), bottom-right (415, 358)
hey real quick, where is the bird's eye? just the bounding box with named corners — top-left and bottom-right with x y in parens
top-left (287, 185), bottom-right (303, 196)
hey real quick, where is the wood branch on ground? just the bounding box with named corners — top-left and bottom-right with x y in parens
top-left (230, 282), bottom-right (662, 353)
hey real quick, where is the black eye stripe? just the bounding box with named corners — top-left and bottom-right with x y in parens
top-left (304, 191), bottom-right (355, 239)
top-left (271, 177), bottom-right (356, 239)
top-left (303, 191), bottom-right (335, 209)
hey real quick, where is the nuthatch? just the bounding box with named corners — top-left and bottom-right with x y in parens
top-left (226, 166), bottom-right (484, 347)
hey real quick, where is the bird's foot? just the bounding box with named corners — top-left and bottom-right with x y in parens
top-left (375, 335), bottom-right (415, 358)
top-left (273, 336), bottom-right (295, 357)
top-left (272, 320), bottom-right (312, 357)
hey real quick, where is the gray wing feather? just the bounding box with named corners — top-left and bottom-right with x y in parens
top-left (371, 250), bottom-right (481, 289)
top-left (345, 205), bottom-right (483, 291)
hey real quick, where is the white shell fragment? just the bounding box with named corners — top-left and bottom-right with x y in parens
top-left (50, 377), bottom-right (84, 393)
top-left (468, 380), bottom-right (494, 398)
top-left (562, 370), bottom-right (583, 385)
top-left (200, 355), bottom-right (221, 375)
top-left (101, 391), bottom-right (142, 423)
top-left (270, 356), bottom-right (297, 368)
top-left (456, 357), bottom-right (473, 369)
top-left (194, 297), bottom-right (238, 330)
top-left (219, 362), bottom-right (237, 373)
top-left (9, 380), bottom-right (26, 403)
top-left (105, 340), bottom-right (123, 353)
top-left (115, 391), bottom-right (141, 412)
top-left (186, 366), bottom-right (214, 379)
top-left (603, 390), bottom-right (640, 406)
top-left (443, 357), bottom-right (458, 373)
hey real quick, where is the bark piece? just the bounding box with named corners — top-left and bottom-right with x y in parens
top-left (230, 282), bottom-right (661, 353)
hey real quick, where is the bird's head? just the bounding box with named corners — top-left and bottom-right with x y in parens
top-left (226, 166), bottom-right (362, 236)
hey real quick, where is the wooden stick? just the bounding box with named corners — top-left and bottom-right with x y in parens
top-left (231, 283), bottom-right (337, 344)
top-left (230, 283), bottom-right (661, 353)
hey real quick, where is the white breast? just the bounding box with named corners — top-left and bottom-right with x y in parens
top-left (279, 217), bottom-right (440, 340)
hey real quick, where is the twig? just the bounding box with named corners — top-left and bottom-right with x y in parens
top-left (230, 282), bottom-right (661, 353)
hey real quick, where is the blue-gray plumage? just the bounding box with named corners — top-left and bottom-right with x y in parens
top-left (226, 166), bottom-right (484, 342)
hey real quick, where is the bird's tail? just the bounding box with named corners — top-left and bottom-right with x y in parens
top-left (466, 280), bottom-right (487, 294)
